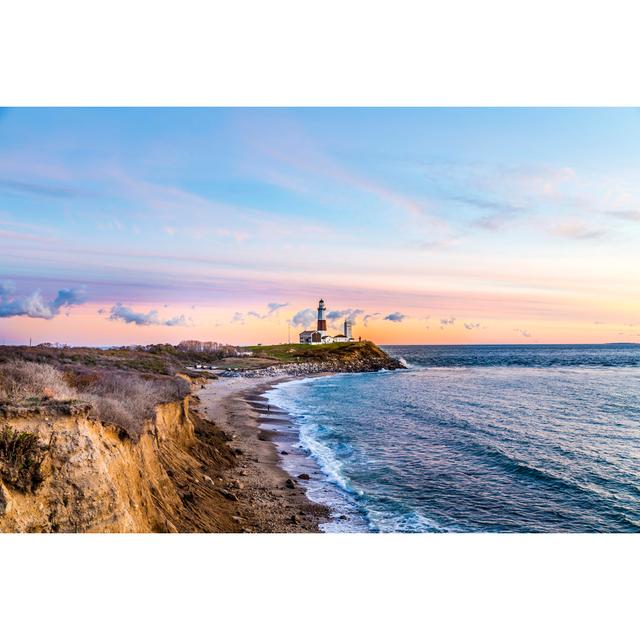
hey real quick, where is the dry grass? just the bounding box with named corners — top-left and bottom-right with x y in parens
top-left (0, 360), bottom-right (190, 441)
top-left (0, 360), bottom-right (77, 403)
top-left (76, 371), bottom-right (190, 439)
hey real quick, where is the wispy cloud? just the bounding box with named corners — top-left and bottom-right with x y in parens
top-left (0, 215), bottom-right (56, 244)
top-left (602, 209), bottom-right (640, 222)
top-left (473, 213), bottom-right (517, 231)
top-left (448, 194), bottom-right (526, 214)
top-left (363, 312), bottom-right (381, 327)
top-left (112, 172), bottom-right (328, 240)
top-left (464, 322), bottom-right (481, 330)
top-left (266, 302), bottom-right (289, 315)
top-left (515, 328), bottom-right (532, 338)
top-left (108, 303), bottom-right (189, 327)
top-left (440, 317), bottom-right (456, 327)
top-left (233, 302), bottom-right (290, 324)
top-left (424, 162), bottom-right (596, 239)
top-left (240, 113), bottom-right (445, 229)
top-left (0, 178), bottom-right (80, 199)
top-left (547, 221), bottom-right (605, 240)
top-left (0, 228), bottom-right (55, 244)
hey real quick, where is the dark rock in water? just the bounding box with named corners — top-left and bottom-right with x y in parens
top-left (339, 515), bottom-right (348, 520)
top-left (219, 489), bottom-right (239, 502)
top-left (297, 473), bottom-right (310, 480)
top-left (280, 450), bottom-right (289, 455)
top-left (285, 478), bottom-right (295, 489)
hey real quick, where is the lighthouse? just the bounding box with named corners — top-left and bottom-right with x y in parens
top-left (298, 299), bottom-right (356, 344)
top-left (317, 298), bottom-right (327, 335)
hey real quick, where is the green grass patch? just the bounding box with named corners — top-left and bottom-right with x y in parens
top-left (244, 341), bottom-right (374, 362)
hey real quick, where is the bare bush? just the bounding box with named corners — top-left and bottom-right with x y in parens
top-left (76, 371), bottom-right (190, 440)
top-left (0, 360), bottom-right (77, 403)
top-left (0, 426), bottom-right (45, 492)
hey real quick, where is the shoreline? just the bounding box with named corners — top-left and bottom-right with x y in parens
top-left (196, 374), bottom-right (332, 532)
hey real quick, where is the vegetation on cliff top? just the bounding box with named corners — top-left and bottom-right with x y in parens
top-left (0, 359), bottom-right (189, 440)
top-left (246, 341), bottom-right (394, 364)
top-left (0, 343), bottom-right (235, 376)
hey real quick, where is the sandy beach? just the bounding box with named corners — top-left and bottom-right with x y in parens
top-left (194, 375), bottom-right (330, 532)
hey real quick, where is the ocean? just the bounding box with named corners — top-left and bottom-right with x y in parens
top-left (264, 344), bottom-right (640, 532)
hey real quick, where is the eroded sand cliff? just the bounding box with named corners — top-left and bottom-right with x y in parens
top-left (0, 396), bottom-right (238, 532)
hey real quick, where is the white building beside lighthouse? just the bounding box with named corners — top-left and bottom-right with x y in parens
top-left (298, 299), bottom-right (356, 344)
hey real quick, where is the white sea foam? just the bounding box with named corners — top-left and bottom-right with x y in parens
top-left (265, 378), bottom-right (371, 531)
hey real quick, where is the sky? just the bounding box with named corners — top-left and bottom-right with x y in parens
top-left (1, 107), bottom-right (639, 346)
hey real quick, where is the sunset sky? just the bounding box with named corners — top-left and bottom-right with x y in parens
top-left (1, 107), bottom-right (639, 346)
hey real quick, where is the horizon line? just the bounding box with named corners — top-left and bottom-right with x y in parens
top-left (0, 341), bottom-right (638, 349)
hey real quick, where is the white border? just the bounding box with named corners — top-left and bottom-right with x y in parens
top-left (2, 1), bottom-right (639, 637)
top-left (1, 533), bottom-right (638, 639)
top-left (2, 0), bottom-right (640, 105)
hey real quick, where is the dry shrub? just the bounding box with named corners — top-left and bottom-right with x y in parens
top-left (0, 426), bottom-right (45, 492)
top-left (0, 360), bottom-right (76, 403)
top-left (77, 371), bottom-right (190, 440)
top-left (63, 370), bottom-right (101, 391)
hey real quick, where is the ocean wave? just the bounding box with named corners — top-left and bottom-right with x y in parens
top-left (265, 380), bottom-right (373, 530)
top-left (473, 441), bottom-right (640, 520)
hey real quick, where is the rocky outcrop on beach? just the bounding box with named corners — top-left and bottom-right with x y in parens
top-left (220, 342), bottom-right (406, 378)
